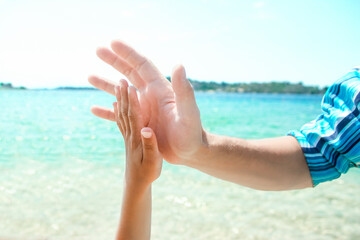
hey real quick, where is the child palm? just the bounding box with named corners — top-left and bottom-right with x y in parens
top-left (113, 80), bottom-right (162, 187)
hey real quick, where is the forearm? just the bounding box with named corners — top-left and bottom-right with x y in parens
top-left (116, 183), bottom-right (152, 240)
top-left (185, 131), bottom-right (313, 191)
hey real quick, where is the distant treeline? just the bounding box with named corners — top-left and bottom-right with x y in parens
top-left (166, 77), bottom-right (327, 94)
top-left (1, 80), bottom-right (328, 94)
top-left (55, 87), bottom-right (97, 90)
top-left (0, 82), bottom-right (26, 90)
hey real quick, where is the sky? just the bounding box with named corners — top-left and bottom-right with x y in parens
top-left (0, 0), bottom-right (359, 88)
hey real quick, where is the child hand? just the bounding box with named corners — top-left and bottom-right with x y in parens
top-left (113, 79), bottom-right (162, 188)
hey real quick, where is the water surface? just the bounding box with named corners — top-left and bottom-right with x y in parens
top-left (0, 90), bottom-right (359, 240)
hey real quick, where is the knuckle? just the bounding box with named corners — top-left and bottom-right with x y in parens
top-left (111, 57), bottom-right (119, 68)
top-left (120, 108), bottom-right (128, 117)
top-left (128, 112), bottom-right (137, 122)
top-left (134, 59), bottom-right (147, 72)
top-left (143, 142), bottom-right (154, 151)
top-left (124, 49), bottom-right (135, 61)
top-left (123, 68), bottom-right (134, 78)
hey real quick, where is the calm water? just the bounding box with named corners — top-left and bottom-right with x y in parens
top-left (0, 90), bottom-right (359, 240)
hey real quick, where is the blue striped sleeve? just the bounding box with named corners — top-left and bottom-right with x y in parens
top-left (288, 69), bottom-right (360, 186)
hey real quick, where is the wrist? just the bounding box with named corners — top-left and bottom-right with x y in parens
top-left (124, 176), bottom-right (152, 195)
top-left (182, 129), bottom-right (213, 167)
top-left (123, 182), bottom-right (151, 203)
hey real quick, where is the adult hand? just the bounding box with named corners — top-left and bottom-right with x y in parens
top-left (89, 41), bottom-right (313, 191)
top-left (89, 40), bottom-right (204, 164)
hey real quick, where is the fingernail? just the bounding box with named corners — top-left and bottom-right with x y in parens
top-left (141, 128), bottom-right (152, 138)
top-left (114, 86), bottom-right (118, 94)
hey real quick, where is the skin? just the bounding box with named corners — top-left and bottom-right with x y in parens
top-left (89, 40), bottom-right (313, 191)
top-left (113, 81), bottom-right (162, 240)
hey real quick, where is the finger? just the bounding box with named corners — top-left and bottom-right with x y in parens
top-left (88, 75), bottom-right (116, 96)
top-left (171, 65), bottom-right (199, 118)
top-left (128, 85), bottom-right (144, 140)
top-left (90, 105), bottom-right (115, 121)
top-left (96, 47), bottom-right (145, 89)
top-left (120, 79), bottom-right (130, 134)
top-left (110, 40), bottom-right (164, 83)
top-left (141, 127), bottom-right (162, 166)
top-left (113, 102), bottom-right (124, 135)
top-left (137, 90), bottom-right (151, 126)
top-left (114, 87), bottom-right (125, 134)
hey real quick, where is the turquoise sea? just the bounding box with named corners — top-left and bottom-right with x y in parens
top-left (0, 90), bottom-right (359, 240)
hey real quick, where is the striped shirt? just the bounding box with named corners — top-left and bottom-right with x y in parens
top-left (288, 67), bottom-right (360, 186)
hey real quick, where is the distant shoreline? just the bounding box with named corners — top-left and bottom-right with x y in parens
top-left (0, 82), bottom-right (26, 90)
top-left (1, 79), bottom-right (328, 94)
top-left (170, 77), bottom-right (328, 95)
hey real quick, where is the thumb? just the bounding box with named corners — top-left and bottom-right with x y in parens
top-left (141, 127), bottom-right (160, 162)
top-left (171, 65), bottom-right (199, 117)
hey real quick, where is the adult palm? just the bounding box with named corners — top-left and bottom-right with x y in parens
top-left (89, 40), bottom-right (204, 164)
